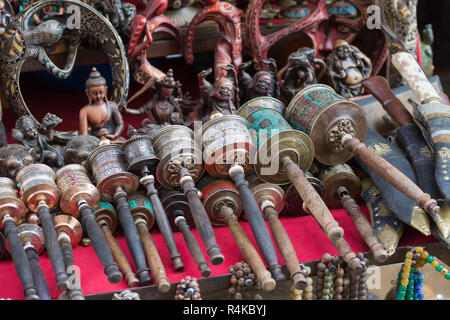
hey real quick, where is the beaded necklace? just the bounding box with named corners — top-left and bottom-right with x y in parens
top-left (395, 246), bottom-right (449, 300)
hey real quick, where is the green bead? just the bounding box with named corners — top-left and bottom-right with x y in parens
top-left (426, 255), bottom-right (434, 263)
top-left (436, 264), bottom-right (444, 272)
top-left (445, 273), bottom-right (450, 280)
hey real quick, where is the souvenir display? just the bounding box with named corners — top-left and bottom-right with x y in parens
top-left (87, 144), bottom-right (152, 286)
top-left (129, 192), bottom-right (171, 293)
top-left (326, 40), bottom-right (372, 99)
top-left (14, 223), bottom-right (50, 300)
top-left (94, 202), bottom-right (139, 287)
top-left (0, 177), bottom-right (39, 300)
top-left (159, 187), bottom-right (211, 278)
top-left (121, 135), bottom-right (184, 272)
top-left (228, 261), bottom-right (264, 300)
top-left (55, 164), bottom-right (122, 283)
top-left (54, 215), bottom-right (84, 300)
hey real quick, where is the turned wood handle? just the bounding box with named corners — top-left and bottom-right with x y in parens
top-left (180, 171), bottom-right (224, 266)
top-left (362, 76), bottom-right (414, 126)
top-left (229, 165), bottom-right (286, 282)
top-left (78, 203), bottom-right (122, 284)
top-left (263, 205), bottom-right (307, 290)
top-left (330, 237), bottom-right (362, 272)
top-left (58, 237), bottom-right (84, 300)
top-left (221, 206), bottom-right (276, 292)
top-left (136, 221), bottom-right (171, 293)
top-left (114, 190), bottom-right (152, 286)
top-left (100, 224), bottom-right (139, 288)
top-left (25, 246), bottom-right (51, 300)
top-left (283, 158), bottom-right (344, 241)
top-left (38, 205), bottom-right (69, 291)
top-left (175, 214), bottom-right (211, 277)
top-left (391, 52), bottom-right (441, 104)
top-left (339, 188), bottom-right (388, 263)
top-left (142, 177), bottom-right (184, 271)
top-left (345, 137), bottom-right (439, 215)
top-left (4, 218), bottom-right (39, 300)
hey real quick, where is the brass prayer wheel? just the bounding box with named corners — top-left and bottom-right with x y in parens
top-left (88, 144), bottom-right (139, 201)
top-left (246, 172), bottom-right (285, 216)
top-left (14, 223), bottom-right (46, 255)
top-left (150, 125), bottom-right (204, 188)
top-left (121, 135), bottom-right (159, 175)
top-left (199, 114), bottom-right (257, 178)
top-left (94, 202), bottom-right (119, 233)
top-left (237, 97), bottom-right (314, 185)
top-left (16, 164), bottom-right (60, 212)
top-left (285, 84), bottom-right (366, 165)
top-left (197, 175), bottom-right (243, 226)
top-left (0, 177), bottom-right (27, 227)
top-left (129, 193), bottom-right (155, 230)
top-left (159, 187), bottom-right (195, 231)
top-left (285, 173), bottom-right (325, 217)
top-left (56, 164), bottom-right (101, 216)
top-left (318, 163), bottom-right (362, 209)
top-left (54, 215), bottom-right (83, 248)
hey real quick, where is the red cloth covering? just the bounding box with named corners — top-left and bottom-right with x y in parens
top-left (0, 66), bottom-right (436, 300)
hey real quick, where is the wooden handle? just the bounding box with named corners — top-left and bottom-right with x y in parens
top-left (58, 237), bottom-right (84, 300)
top-left (38, 205), bottom-right (69, 291)
top-left (229, 165), bottom-right (286, 282)
top-left (4, 216), bottom-right (40, 300)
top-left (391, 52), bottom-right (441, 104)
top-left (221, 206), bottom-right (276, 292)
top-left (263, 205), bottom-right (307, 290)
top-left (180, 170), bottom-right (224, 266)
top-left (79, 203), bottom-right (122, 284)
top-left (114, 190), bottom-right (152, 286)
top-left (339, 187), bottom-right (388, 263)
top-left (345, 137), bottom-right (439, 215)
top-left (362, 76), bottom-right (414, 126)
top-left (175, 214), bottom-right (211, 277)
top-left (142, 176), bottom-right (184, 271)
top-left (136, 221), bottom-right (171, 293)
top-left (283, 158), bottom-right (344, 241)
top-left (329, 237), bottom-right (362, 272)
top-left (100, 224), bottom-right (139, 287)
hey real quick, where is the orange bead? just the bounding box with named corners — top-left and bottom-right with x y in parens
top-left (406, 252), bottom-right (414, 259)
top-left (400, 279), bottom-right (409, 286)
top-left (421, 251), bottom-right (429, 259)
top-left (431, 260), bottom-right (439, 268)
top-left (404, 259), bottom-right (412, 266)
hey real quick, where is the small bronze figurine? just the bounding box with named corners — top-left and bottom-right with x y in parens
top-left (12, 114), bottom-right (64, 168)
top-left (198, 65), bottom-right (238, 120)
top-left (0, 144), bottom-right (36, 180)
top-left (278, 47), bottom-right (326, 102)
top-left (63, 135), bottom-right (101, 167)
top-left (79, 67), bottom-right (125, 144)
top-left (123, 69), bottom-right (192, 128)
top-left (238, 58), bottom-right (279, 103)
top-left (326, 40), bottom-right (372, 99)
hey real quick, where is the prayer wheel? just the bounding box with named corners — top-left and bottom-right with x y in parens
top-left (159, 187), bottom-right (211, 278)
top-left (150, 126), bottom-right (224, 266)
top-left (0, 177), bottom-right (38, 299)
top-left (56, 164), bottom-right (121, 284)
top-left (16, 164), bottom-right (68, 291)
top-left (88, 145), bottom-right (152, 286)
top-left (122, 135), bottom-right (184, 271)
top-left (285, 173), bottom-right (325, 217)
top-left (199, 114), bottom-right (285, 281)
top-left (285, 84), bottom-right (439, 215)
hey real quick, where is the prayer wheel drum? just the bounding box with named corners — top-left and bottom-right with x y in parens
top-left (54, 215), bottom-right (83, 248)
top-left (150, 125), bottom-right (204, 188)
top-left (237, 97), bottom-right (314, 185)
top-left (158, 187), bottom-right (195, 231)
top-left (285, 173), bottom-right (325, 217)
top-left (94, 202), bottom-right (119, 233)
top-left (88, 145), bottom-right (139, 201)
top-left (0, 177), bottom-right (27, 227)
top-left (121, 135), bottom-right (159, 174)
top-left (285, 84), bottom-right (366, 165)
top-left (13, 223), bottom-right (45, 254)
top-left (246, 172), bottom-right (285, 216)
top-left (198, 115), bottom-right (256, 178)
top-left (318, 163), bottom-right (362, 209)
top-left (56, 165), bottom-right (101, 217)
top-left (197, 175), bottom-right (243, 226)
top-left (128, 193), bottom-right (155, 230)
top-left (16, 164), bottom-right (60, 212)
